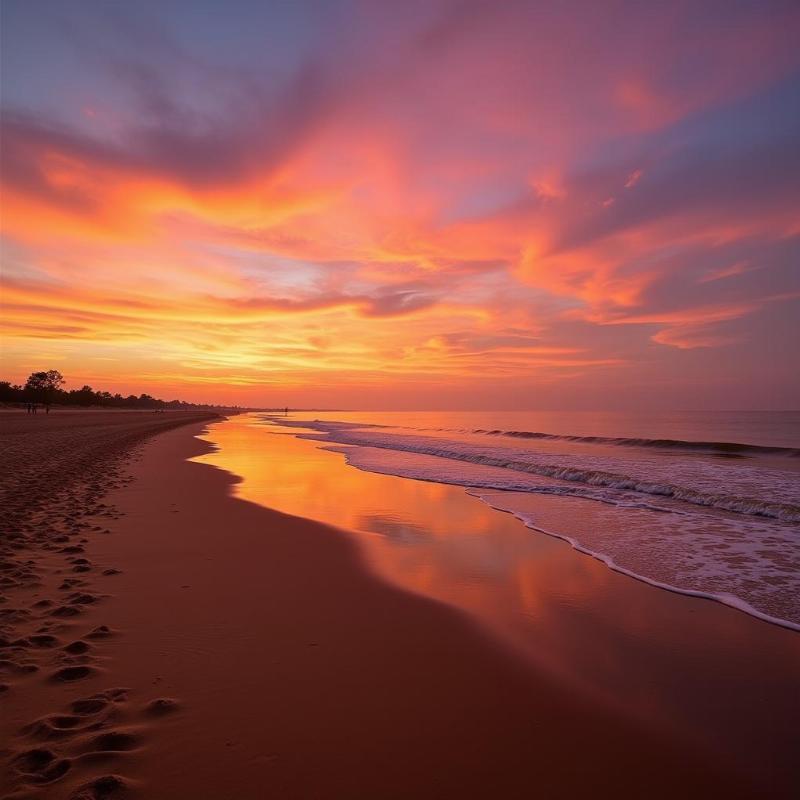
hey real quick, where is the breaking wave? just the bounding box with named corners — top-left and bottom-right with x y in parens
top-left (444, 428), bottom-right (800, 458)
top-left (263, 414), bottom-right (800, 629)
top-left (276, 419), bottom-right (800, 523)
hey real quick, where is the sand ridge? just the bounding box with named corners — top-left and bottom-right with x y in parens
top-left (0, 411), bottom-right (217, 799)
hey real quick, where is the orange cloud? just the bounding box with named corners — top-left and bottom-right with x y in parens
top-left (2, 1), bottom-right (799, 406)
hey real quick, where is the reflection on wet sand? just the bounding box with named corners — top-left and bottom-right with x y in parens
top-left (196, 413), bottom-right (800, 788)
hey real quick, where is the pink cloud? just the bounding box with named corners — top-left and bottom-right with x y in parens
top-left (2, 1), bottom-right (800, 406)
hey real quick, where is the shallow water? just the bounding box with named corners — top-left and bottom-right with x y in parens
top-left (271, 410), bottom-right (800, 628)
top-left (196, 412), bottom-right (800, 790)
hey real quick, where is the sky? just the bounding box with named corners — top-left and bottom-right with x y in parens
top-left (1, 0), bottom-right (799, 409)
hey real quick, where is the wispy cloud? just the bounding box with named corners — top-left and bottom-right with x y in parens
top-left (2, 0), bottom-right (799, 406)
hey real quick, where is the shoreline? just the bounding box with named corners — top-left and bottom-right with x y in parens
top-left (0, 415), bottom-right (793, 798)
top-left (292, 415), bottom-right (799, 629)
top-left (478, 492), bottom-right (800, 632)
top-left (198, 413), bottom-right (800, 793)
top-left (326, 442), bottom-right (800, 632)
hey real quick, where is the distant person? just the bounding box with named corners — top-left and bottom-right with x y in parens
top-left (45, 403), bottom-right (50, 415)
top-left (31, 403), bottom-right (37, 415)
top-left (26, 402), bottom-right (31, 415)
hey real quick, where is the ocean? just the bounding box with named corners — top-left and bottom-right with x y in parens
top-left (267, 409), bottom-right (800, 629)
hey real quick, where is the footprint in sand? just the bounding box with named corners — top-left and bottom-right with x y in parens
top-left (9, 700), bottom-right (136, 791)
top-left (69, 773), bottom-right (130, 799)
top-left (70, 688), bottom-right (131, 716)
top-left (24, 633), bottom-right (61, 648)
top-left (51, 604), bottom-right (84, 617)
top-left (11, 747), bottom-right (73, 785)
top-left (70, 592), bottom-right (101, 604)
top-left (0, 607), bottom-right (32, 624)
top-left (60, 578), bottom-right (87, 590)
top-left (0, 658), bottom-right (39, 675)
top-left (50, 665), bottom-right (96, 682)
top-left (23, 712), bottom-right (84, 736)
top-left (71, 697), bottom-right (110, 716)
top-left (143, 697), bottom-right (181, 716)
top-left (64, 640), bottom-right (92, 655)
top-left (81, 730), bottom-right (141, 754)
top-left (86, 625), bottom-right (115, 639)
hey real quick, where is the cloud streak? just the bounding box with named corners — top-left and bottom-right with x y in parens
top-left (1, 0), bottom-right (799, 407)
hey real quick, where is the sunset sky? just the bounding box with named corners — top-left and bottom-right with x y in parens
top-left (1, 0), bottom-right (799, 409)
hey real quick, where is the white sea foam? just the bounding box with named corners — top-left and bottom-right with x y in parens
top-left (283, 420), bottom-right (800, 522)
top-left (265, 416), bottom-right (800, 630)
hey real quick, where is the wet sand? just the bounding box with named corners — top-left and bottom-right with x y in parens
top-left (198, 413), bottom-right (800, 787)
top-left (0, 414), bottom-right (793, 798)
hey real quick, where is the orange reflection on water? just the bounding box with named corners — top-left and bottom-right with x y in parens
top-left (196, 413), bottom-right (800, 785)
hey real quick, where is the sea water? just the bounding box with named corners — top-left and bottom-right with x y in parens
top-left (267, 409), bottom-right (800, 629)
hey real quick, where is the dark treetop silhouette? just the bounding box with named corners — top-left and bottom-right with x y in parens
top-left (1, 371), bottom-right (243, 412)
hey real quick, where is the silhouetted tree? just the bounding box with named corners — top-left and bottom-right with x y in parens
top-left (0, 381), bottom-right (24, 402)
top-left (2, 369), bottom-right (242, 412)
top-left (25, 370), bottom-right (65, 404)
top-left (70, 385), bottom-right (97, 406)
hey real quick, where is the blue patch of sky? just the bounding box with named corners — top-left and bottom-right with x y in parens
top-left (572, 67), bottom-right (800, 180)
top-left (199, 243), bottom-right (327, 294)
top-left (435, 181), bottom-right (526, 227)
top-left (0, 0), bottom-right (335, 131)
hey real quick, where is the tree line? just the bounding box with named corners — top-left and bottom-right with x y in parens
top-left (0, 370), bottom-right (241, 411)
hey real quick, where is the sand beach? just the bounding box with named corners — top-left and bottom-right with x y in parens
top-left (2, 412), bottom-right (799, 799)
